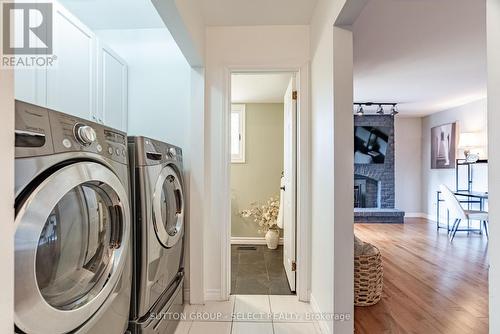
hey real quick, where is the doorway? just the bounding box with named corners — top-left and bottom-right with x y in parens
top-left (229, 72), bottom-right (297, 295)
top-left (347, 0), bottom-right (489, 333)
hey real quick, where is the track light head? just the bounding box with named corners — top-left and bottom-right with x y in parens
top-left (376, 105), bottom-right (384, 115)
top-left (356, 105), bottom-right (364, 116)
top-left (391, 105), bottom-right (399, 116)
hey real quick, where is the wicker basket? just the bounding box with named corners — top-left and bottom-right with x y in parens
top-left (354, 237), bottom-right (383, 306)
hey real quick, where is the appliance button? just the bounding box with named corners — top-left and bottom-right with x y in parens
top-left (115, 148), bottom-right (120, 155)
top-left (62, 138), bottom-right (72, 148)
top-left (96, 144), bottom-right (102, 152)
top-left (108, 146), bottom-right (113, 155)
top-left (122, 149), bottom-right (126, 156)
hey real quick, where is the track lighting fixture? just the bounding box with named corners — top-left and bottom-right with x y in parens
top-left (353, 102), bottom-right (399, 116)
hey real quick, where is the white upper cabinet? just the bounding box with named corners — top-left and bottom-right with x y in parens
top-left (46, 3), bottom-right (96, 121)
top-left (97, 42), bottom-right (128, 132)
top-left (14, 3), bottom-right (47, 107)
top-left (14, 1), bottom-right (128, 132)
top-left (14, 61), bottom-right (47, 107)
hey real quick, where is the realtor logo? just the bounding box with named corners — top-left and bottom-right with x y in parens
top-left (2, 2), bottom-right (53, 55)
top-left (1, 2), bottom-right (56, 68)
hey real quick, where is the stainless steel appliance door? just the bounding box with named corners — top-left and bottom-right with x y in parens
top-left (152, 166), bottom-right (184, 248)
top-left (15, 161), bottom-right (130, 334)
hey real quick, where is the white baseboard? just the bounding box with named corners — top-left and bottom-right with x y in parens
top-left (188, 288), bottom-right (226, 303)
top-left (310, 294), bottom-right (332, 334)
top-left (204, 289), bottom-right (222, 301)
top-left (403, 212), bottom-right (439, 222)
top-left (425, 213), bottom-right (437, 222)
top-left (231, 237), bottom-right (284, 245)
top-left (404, 212), bottom-right (427, 218)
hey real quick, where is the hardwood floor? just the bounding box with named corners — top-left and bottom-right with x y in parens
top-left (354, 218), bottom-right (489, 334)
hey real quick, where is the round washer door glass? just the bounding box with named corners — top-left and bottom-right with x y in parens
top-left (15, 162), bottom-right (130, 334)
top-left (153, 165), bottom-right (184, 248)
top-left (36, 182), bottom-right (120, 310)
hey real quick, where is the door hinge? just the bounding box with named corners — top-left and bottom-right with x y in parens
top-left (291, 260), bottom-right (296, 272)
top-left (292, 91), bottom-right (297, 100)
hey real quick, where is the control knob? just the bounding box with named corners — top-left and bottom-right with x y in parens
top-left (168, 147), bottom-right (177, 158)
top-left (75, 124), bottom-right (97, 146)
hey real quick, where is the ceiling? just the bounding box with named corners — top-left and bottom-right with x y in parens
top-left (231, 73), bottom-right (292, 103)
top-left (353, 0), bottom-right (487, 116)
top-left (58, 0), bottom-right (165, 30)
top-left (194, 0), bottom-right (318, 26)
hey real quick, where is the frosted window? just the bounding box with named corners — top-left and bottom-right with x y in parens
top-left (231, 104), bottom-right (245, 163)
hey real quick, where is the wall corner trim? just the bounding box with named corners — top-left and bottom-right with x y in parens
top-left (310, 294), bottom-right (332, 334)
top-left (204, 289), bottom-right (223, 302)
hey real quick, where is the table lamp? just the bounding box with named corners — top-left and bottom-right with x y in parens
top-left (458, 132), bottom-right (486, 163)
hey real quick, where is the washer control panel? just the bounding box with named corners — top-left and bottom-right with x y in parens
top-left (14, 100), bottom-right (128, 164)
top-left (50, 112), bottom-right (128, 164)
top-left (130, 136), bottom-right (183, 166)
top-left (144, 138), bottom-right (182, 164)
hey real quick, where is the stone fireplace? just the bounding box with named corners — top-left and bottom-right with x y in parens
top-left (354, 115), bottom-right (404, 223)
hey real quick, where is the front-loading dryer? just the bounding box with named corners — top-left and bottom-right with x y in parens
top-left (14, 100), bottom-right (132, 334)
top-left (128, 136), bottom-right (185, 334)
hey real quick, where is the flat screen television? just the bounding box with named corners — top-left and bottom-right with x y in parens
top-left (354, 126), bottom-right (389, 164)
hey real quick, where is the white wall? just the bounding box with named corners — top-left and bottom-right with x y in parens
top-left (204, 25), bottom-right (310, 301)
top-left (421, 99), bottom-right (488, 220)
top-left (310, 0), bottom-right (356, 332)
top-left (188, 66), bottom-right (205, 303)
top-left (309, 5), bottom-right (335, 333)
top-left (395, 117), bottom-right (423, 214)
top-left (488, 0), bottom-right (500, 332)
top-left (152, 0), bottom-right (205, 66)
top-left (96, 27), bottom-right (194, 296)
top-left (332, 26), bottom-right (355, 334)
top-left (96, 28), bottom-right (191, 152)
top-left (0, 54), bottom-right (14, 334)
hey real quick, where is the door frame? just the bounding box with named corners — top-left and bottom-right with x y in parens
top-left (221, 65), bottom-right (311, 301)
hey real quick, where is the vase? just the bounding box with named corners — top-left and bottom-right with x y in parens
top-left (265, 229), bottom-right (279, 249)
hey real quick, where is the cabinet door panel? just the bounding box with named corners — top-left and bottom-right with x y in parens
top-left (15, 65), bottom-right (46, 106)
top-left (99, 45), bottom-right (127, 132)
top-left (14, 1), bottom-right (47, 107)
top-left (46, 4), bottom-right (95, 120)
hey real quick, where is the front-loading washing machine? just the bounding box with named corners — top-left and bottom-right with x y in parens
top-left (14, 100), bottom-right (132, 334)
top-left (127, 136), bottom-right (185, 334)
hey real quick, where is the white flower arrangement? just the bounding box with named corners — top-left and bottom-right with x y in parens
top-left (240, 196), bottom-right (280, 233)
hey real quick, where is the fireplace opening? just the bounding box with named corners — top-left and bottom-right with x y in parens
top-left (354, 175), bottom-right (381, 208)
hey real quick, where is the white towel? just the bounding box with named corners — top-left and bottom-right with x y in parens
top-left (277, 175), bottom-right (285, 229)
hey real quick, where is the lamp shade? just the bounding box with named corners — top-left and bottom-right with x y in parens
top-left (458, 132), bottom-right (485, 148)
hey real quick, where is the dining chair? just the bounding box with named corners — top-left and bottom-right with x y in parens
top-left (439, 184), bottom-right (489, 242)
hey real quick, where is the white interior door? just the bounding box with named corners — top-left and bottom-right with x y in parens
top-left (283, 75), bottom-right (297, 291)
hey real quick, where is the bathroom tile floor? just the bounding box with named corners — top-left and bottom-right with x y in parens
top-left (173, 295), bottom-right (323, 334)
top-left (231, 245), bottom-right (293, 295)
